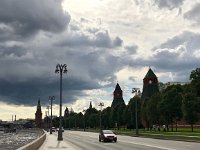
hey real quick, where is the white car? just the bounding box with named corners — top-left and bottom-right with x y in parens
top-left (56, 127), bottom-right (64, 132)
top-left (51, 127), bottom-right (56, 132)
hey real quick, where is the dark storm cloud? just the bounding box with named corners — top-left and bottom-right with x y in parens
top-left (125, 45), bottom-right (138, 54)
top-left (0, 49), bottom-right (121, 106)
top-left (0, 44), bottom-right (27, 57)
top-left (4, 0), bottom-right (198, 108)
top-left (157, 31), bottom-right (200, 51)
top-left (0, 74), bottom-right (102, 106)
top-left (0, 19), bottom-right (124, 106)
top-left (154, 0), bottom-right (184, 9)
top-left (77, 51), bottom-right (122, 80)
top-left (128, 76), bottom-right (136, 82)
top-left (0, 0), bottom-right (70, 40)
top-left (56, 29), bottom-right (123, 48)
top-left (184, 3), bottom-right (200, 26)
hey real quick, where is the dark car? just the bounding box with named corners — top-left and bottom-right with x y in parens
top-left (99, 130), bottom-right (117, 142)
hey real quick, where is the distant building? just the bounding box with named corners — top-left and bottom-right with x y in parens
top-left (111, 83), bottom-right (126, 108)
top-left (141, 68), bottom-right (159, 101)
top-left (35, 99), bottom-right (42, 128)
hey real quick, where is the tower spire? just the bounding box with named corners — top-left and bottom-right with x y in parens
top-left (89, 101), bottom-right (92, 109)
top-left (111, 83), bottom-right (125, 108)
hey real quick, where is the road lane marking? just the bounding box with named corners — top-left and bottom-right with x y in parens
top-left (121, 140), bottom-right (177, 150)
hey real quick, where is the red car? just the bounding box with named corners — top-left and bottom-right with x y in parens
top-left (99, 130), bottom-right (117, 142)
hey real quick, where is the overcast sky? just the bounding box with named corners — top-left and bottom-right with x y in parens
top-left (0, 0), bottom-right (200, 121)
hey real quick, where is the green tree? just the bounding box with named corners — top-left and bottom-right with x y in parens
top-left (190, 68), bottom-right (200, 97)
top-left (159, 86), bottom-right (183, 131)
top-left (112, 104), bottom-right (126, 129)
top-left (74, 112), bottom-right (84, 128)
top-left (85, 107), bottom-right (98, 128)
top-left (88, 113), bottom-right (98, 128)
top-left (126, 96), bottom-right (142, 129)
top-left (102, 107), bottom-right (114, 129)
top-left (125, 97), bottom-right (135, 129)
top-left (182, 93), bottom-right (200, 132)
top-left (146, 93), bottom-right (162, 128)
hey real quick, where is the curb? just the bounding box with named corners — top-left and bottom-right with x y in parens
top-left (138, 134), bottom-right (200, 143)
top-left (17, 130), bottom-right (46, 150)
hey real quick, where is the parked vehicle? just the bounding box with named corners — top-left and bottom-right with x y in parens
top-left (0, 126), bottom-right (4, 133)
top-left (52, 127), bottom-right (56, 132)
top-left (56, 127), bottom-right (64, 132)
top-left (99, 130), bottom-right (117, 142)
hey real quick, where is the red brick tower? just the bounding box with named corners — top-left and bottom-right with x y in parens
top-left (35, 99), bottom-right (42, 128)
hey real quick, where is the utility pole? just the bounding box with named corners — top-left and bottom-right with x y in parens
top-left (98, 102), bottom-right (104, 131)
top-left (132, 88), bottom-right (141, 136)
top-left (83, 109), bottom-right (86, 131)
top-left (46, 105), bottom-right (50, 131)
top-left (49, 96), bottom-right (55, 134)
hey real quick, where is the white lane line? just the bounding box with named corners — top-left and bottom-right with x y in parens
top-left (120, 140), bottom-right (177, 150)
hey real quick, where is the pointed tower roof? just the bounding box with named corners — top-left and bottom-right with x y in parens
top-left (38, 98), bottom-right (40, 105)
top-left (37, 98), bottom-right (41, 110)
top-left (111, 83), bottom-right (125, 108)
top-left (114, 83), bottom-right (122, 91)
top-left (144, 68), bottom-right (157, 79)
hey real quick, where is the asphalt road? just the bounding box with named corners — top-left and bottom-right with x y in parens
top-left (60, 130), bottom-right (200, 150)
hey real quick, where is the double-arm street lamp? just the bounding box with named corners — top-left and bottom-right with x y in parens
top-left (98, 102), bottom-right (104, 131)
top-left (132, 88), bottom-right (141, 136)
top-left (55, 64), bottom-right (68, 141)
top-left (49, 96), bottom-right (55, 134)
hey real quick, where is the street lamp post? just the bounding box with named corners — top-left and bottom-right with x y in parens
top-left (55, 64), bottom-right (68, 141)
top-left (132, 88), bottom-right (141, 136)
top-left (83, 109), bottom-right (86, 131)
top-left (46, 106), bottom-right (50, 132)
top-left (45, 111), bottom-right (48, 131)
top-left (98, 102), bottom-right (104, 131)
top-left (49, 96), bottom-right (55, 134)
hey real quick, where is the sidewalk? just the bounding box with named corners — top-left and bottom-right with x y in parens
top-left (39, 132), bottom-right (76, 150)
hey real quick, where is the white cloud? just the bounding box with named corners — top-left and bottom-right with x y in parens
top-left (154, 0), bottom-right (185, 9)
top-left (193, 49), bottom-right (200, 58)
top-left (184, 3), bottom-right (200, 26)
top-left (0, 102), bottom-right (36, 121)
